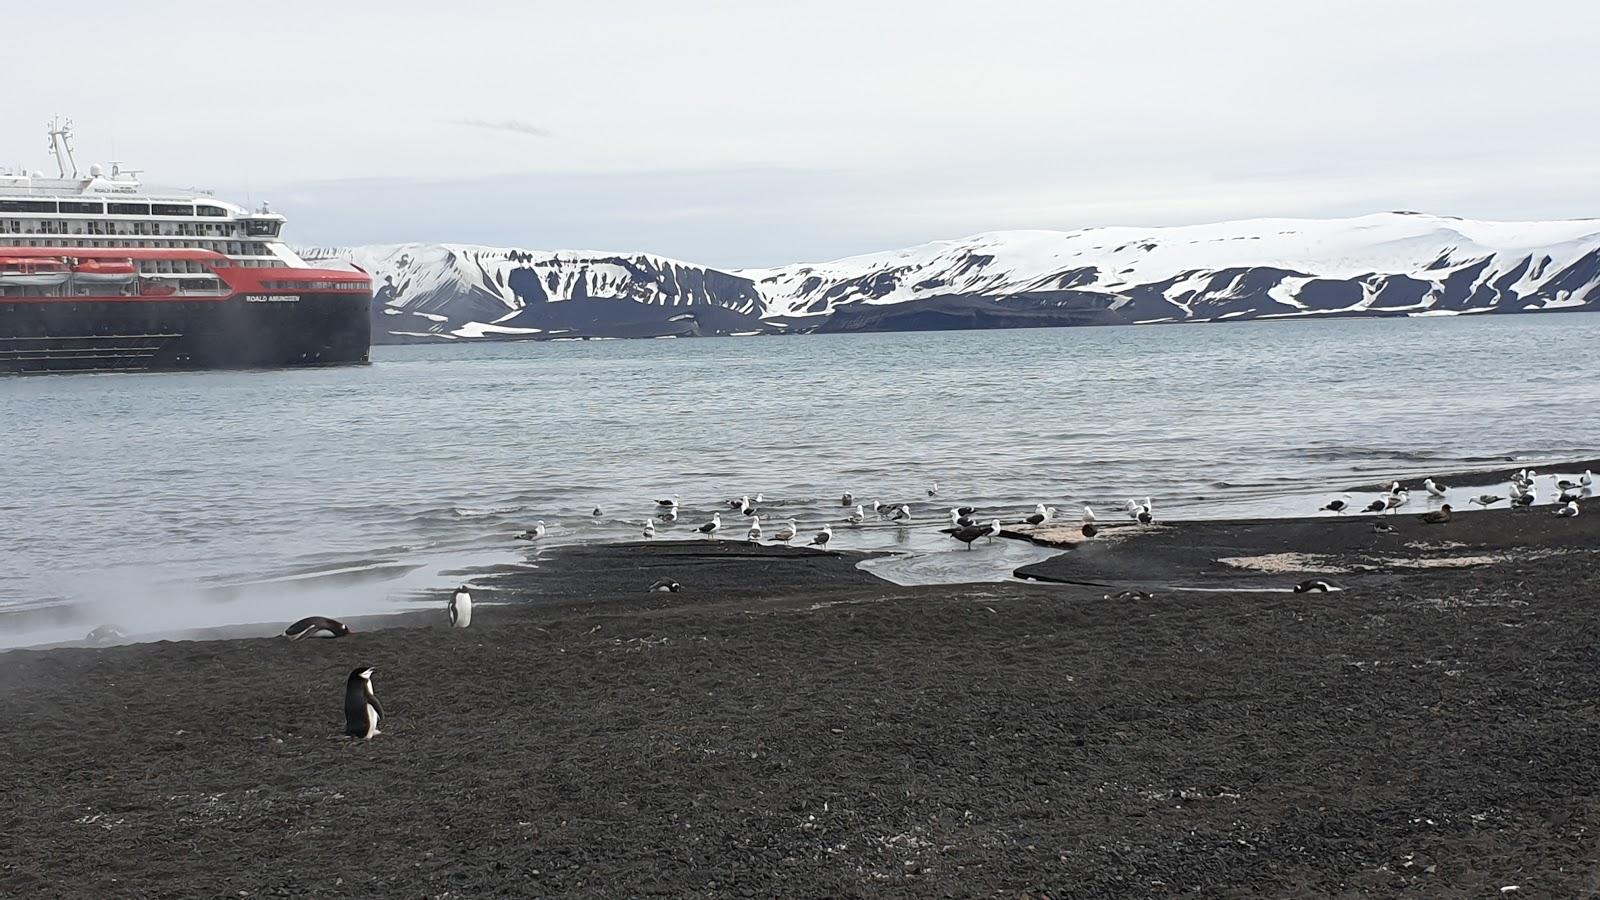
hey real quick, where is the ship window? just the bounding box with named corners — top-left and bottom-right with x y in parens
top-left (243, 219), bottom-right (280, 237)
top-left (196, 204), bottom-right (228, 217)
top-left (108, 202), bottom-right (151, 215)
top-left (0, 200), bottom-right (57, 213)
top-left (59, 201), bottom-right (103, 214)
top-left (153, 203), bottom-right (195, 216)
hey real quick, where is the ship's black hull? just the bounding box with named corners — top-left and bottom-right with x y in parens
top-left (0, 292), bottom-right (371, 374)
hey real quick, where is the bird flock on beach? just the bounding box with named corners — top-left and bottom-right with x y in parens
top-left (1320, 467), bottom-right (1589, 529)
top-left (228, 465), bottom-right (1591, 740)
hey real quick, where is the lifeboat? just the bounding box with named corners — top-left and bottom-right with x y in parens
top-left (138, 279), bottom-right (179, 297)
top-left (0, 257), bottom-right (70, 287)
top-left (71, 258), bottom-right (138, 284)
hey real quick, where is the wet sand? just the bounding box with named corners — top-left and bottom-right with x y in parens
top-left (4, 503), bottom-right (1600, 896)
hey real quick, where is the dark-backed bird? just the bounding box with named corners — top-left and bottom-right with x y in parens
top-left (1136, 504), bottom-right (1154, 525)
top-left (1321, 495), bottom-right (1351, 514)
top-left (1469, 494), bottom-right (1504, 506)
top-left (448, 586), bottom-right (472, 628)
top-left (1424, 478), bottom-right (1447, 498)
top-left (515, 521), bottom-right (547, 541)
top-left (695, 513), bottom-right (721, 538)
top-left (648, 579), bottom-right (682, 593)
top-left (889, 504), bottom-right (911, 523)
top-left (592, 507), bottom-right (603, 517)
top-left (950, 509), bottom-right (976, 528)
top-left (1512, 488), bottom-right (1536, 507)
top-left (1293, 579), bottom-right (1336, 593)
top-left (1559, 489), bottom-right (1584, 505)
top-left (1419, 504), bottom-right (1452, 525)
top-left (841, 491), bottom-right (854, 507)
top-left (845, 505), bottom-right (866, 525)
top-left (950, 521), bottom-right (990, 549)
top-left (956, 505), bottom-right (977, 517)
top-left (810, 524), bottom-right (832, 548)
top-left (1023, 504), bottom-right (1056, 527)
top-left (1384, 491), bottom-right (1410, 512)
top-left (660, 506), bottom-right (678, 522)
top-left (1363, 498), bottom-right (1387, 513)
top-left (284, 616), bottom-right (352, 640)
top-left (927, 481), bottom-right (940, 497)
top-left (1557, 500), bottom-right (1581, 518)
top-left (343, 667), bottom-right (382, 739)
top-left (655, 495), bottom-right (680, 509)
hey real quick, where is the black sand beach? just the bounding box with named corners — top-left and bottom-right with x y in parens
top-left (3, 478), bottom-right (1599, 897)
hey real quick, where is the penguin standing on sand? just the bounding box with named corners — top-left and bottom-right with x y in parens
top-left (344, 666), bottom-right (383, 739)
top-left (449, 585), bottom-right (472, 629)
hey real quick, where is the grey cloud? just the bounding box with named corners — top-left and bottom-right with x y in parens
top-left (452, 118), bottom-right (555, 139)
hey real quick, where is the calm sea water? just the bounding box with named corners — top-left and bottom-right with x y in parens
top-left (3, 313), bottom-right (1597, 647)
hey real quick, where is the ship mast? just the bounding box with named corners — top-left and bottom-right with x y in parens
top-left (46, 117), bottom-right (79, 178)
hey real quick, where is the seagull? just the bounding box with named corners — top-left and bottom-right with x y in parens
top-left (841, 491), bottom-right (855, 507)
top-left (810, 524), bottom-right (832, 548)
top-left (695, 513), bottom-right (721, 539)
top-left (515, 521), bottom-right (547, 541)
top-left (648, 579), bottom-right (681, 593)
top-left (1135, 502), bottom-right (1154, 525)
top-left (660, 506), bottom-right (678, 522)
top-left (1512, 486), bottom-right (1537, 507)
top-left (950, 508), bottom-right (976, 528)
top-left (746, 515), bottom-right (762, 542)
top-left (1124, 498), bottom-right (1142, 520)
top-left (1419, 504), bottom-right (1453, 525)
top-left (642, 519), bottom-right (656, 538)
top-left (1293, 579), bottom-right (1336, 593)
top-left (1384, 490), bottom-right (1410, 512)
top-left (872, 500), bottom-right (887, 518)
top-left (1321, 495), bottom-right (1351, 514)
top-left (982, 519), bottom-right (1002, 543)
top-left (1023, 504), bottom-right (1056, 527)
top-left (1424, 478), bottom-right (1447, 498)
top-left (950, 521), bottom-right (990, 549)
top-left (752, 493), bottom-right (765, 503)
top-left (655, 495), bottom-right (680, 509)
top-left (955, 505), bottom-right (977, 517)
top-left (1082, 506), bottom-right (1096, 524)
top-left (1559, 489), bottom-right (1584, 505)
top-left (740, 498), bottom-right (758, 517)
top-left (1557, 500), bottom-right (1580, 518)
top-left (1387, 481), bottom-right (1404, 495)
top-left (1363, 498), bottom-right (1388, 513)
top-left (889, 504), bottom-right (911, 523)
top-left (1583, 470), bottom-right (1595, 487)
top-left (927, 481), bottom-right (940, 497)
top-left (592, 507), bottom-right (603, 517)
top-left (845, 505), bottom-right (866, 525)
top-left (1469, 494), bottom-right (1505, 506)
top-left (726, 495), bottom-right (749, 510)
top-left (774, 519), bottom-right (798, 545)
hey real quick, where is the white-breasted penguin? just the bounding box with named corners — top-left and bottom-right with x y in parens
top-left (284, 616), bottom-right (352, 640)
top-left (344, 666), bottom-right (382, 739)
top-left (449, 585), bottom-right (472, 628)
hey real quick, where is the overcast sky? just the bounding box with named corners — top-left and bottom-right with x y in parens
top-left (6, 0), bottom-right (1598, 266)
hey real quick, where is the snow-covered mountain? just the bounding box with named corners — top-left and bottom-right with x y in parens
top-left (305, 213), bottom-right (1600, 342)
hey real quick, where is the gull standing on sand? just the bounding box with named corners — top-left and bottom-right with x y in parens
top-left (1363, 498), bottom-right (1388, 513)
top-left (1424, 478), bottom-right (1448, 498)
top-left (846, 505), bottom-right (866, 525)
top-left (810, 524), bottom-right (832, 548)
top-left (1321, 495), bottom-right (1351, 514)
top-left (516, 521), bottom-right (547, 541)
top-left (1384, 491), bottom-right (1410, 513)
top-left (774, 519), bottom-right (798, 545)
top-left (695, 513), bottom-right (721, 539)
top-left (746, 515), bottom-right (762, 542)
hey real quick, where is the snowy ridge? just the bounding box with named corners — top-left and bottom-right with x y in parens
top-left (305, 213), bottom-right (1600, 342)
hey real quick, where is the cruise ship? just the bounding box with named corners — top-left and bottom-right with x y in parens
top-left (0, 120), bottom-right (371, 373)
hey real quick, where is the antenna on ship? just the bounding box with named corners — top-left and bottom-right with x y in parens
top-left (46, 117), bottom-right (80, 178)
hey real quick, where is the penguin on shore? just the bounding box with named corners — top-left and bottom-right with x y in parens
top-left (284, 616), bottom-right (352, 641)
top-left (344, 666), bottom-right (382, 739)
top-left (448, 586), bottom-right (472, 629)
top-left (1293, 579), bottom-right (1337, 593)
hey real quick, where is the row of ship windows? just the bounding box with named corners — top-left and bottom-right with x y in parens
top-left (261, 280), bottom-right (364, 291)
top-left (0, 200), bottom-right (229, 217)
top-left (7, 219), bottom-right (244, 238)
top-left (0, 237), bottom-right (275, 255)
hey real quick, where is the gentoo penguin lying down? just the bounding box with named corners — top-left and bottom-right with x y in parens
top-left (284, 616), bottom-right (352, 640)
